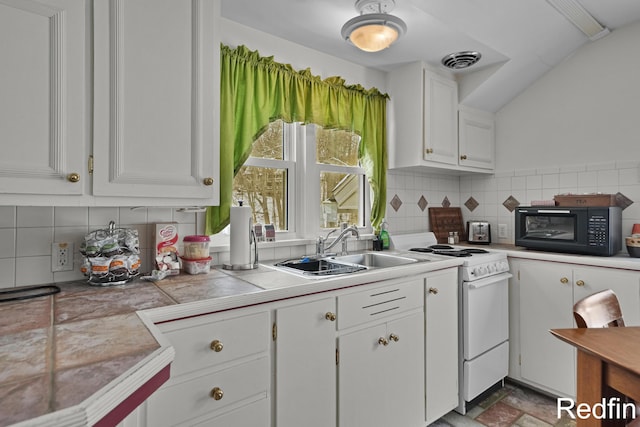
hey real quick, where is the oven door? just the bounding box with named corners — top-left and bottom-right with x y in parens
top-left (462, 272), bottom-right (512, 360)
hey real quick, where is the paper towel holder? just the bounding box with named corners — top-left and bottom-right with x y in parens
top-left (223, 228), bottom-right (259, 270)
top-left (223, 201), bottom-right (259, 270)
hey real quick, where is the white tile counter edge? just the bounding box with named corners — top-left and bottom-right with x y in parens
top-left (501, 248), bottom-right (640, 271)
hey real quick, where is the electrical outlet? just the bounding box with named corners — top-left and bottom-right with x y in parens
top-left (52, 242), bottom-right (74, 272)
top-left (498, 224), bottom-right (508, 239)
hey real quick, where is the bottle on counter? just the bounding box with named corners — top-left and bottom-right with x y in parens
top-left (448, 232), bottom-right (455, 244)
top-left (379, 219), bottom-right (390, 250)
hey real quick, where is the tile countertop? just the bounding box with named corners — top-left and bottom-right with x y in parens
top-left (0, 251), bottom-right (463, 427)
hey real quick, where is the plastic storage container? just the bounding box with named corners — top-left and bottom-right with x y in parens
top-left (182, 235), bottom-right (211, 259)
top-left (181, 256), bottom-right (212, 274)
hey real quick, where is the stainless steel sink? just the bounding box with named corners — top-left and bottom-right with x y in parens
top-left (270, 252), bottom-right (422, 278)
top-left (330, 252), bottom-right (419, 268)
top-left (273, 258), bottom-right (366, 277)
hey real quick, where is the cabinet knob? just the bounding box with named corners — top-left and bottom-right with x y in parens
top-left (210, 340), bottom-right (224, 352)
top-left (389, 333), bottom-right (399, 342)
top-left (325, 312), bottom-right (336, 322)
top-left (203, 177), bottom-right (214, 186)
top-left (378, 337), bottom-right (389, 346)
top-left (460, 154), bottom-right (468, 160)
top-left (67, 173), bottom-right (80, 183)
top-left (560, 277), bottom-right (569, 284)
top-left (576, 280), bottom-right (585, 287)
top-left (425, 148), bottom-right (434, 154)
top-left (428, 287), bottom-right (439, 294)
top-left (210, 387), bottom-right (224, 400)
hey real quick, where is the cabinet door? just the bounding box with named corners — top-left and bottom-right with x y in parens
top-left (0, 0), bottom-right (85, 196)
top-left (425, 269), bottom-right (458, 424)
top-left (338, 323), bottom-right (388, 427)
top-left (424, 70), bottom-right (458, 166)
top-left (573, 267), bottom-right (640, 326)
top-left (93, 0), bottom-right (219, 202)
top-left (519, 260), bottom-right (575, 397)
top-left (276, 298), bottom-right (336, 427)
top-left (458, 107), bottom-right (495, 170)
top-left (385, 312), bottom-right (425, 427)
top-left (338, 312), bottom-right (424, 427)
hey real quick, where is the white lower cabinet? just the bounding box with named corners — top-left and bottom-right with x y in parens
top-left (141, 268), bottom-right (461, 427)
top-left (144, 309), bottom-right (271, 426)
top-left (514, 258), bottom-right (640, 397)
top-left (337, 279), bottom-right (425, 427)
top-left (275, 297), bottom-right (337, 427)
top-left (425, 269), bottom-right (459, 425)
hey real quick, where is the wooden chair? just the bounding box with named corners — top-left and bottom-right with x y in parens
top-left (574, 289), bottom-right (640, 426)
top-left (573, 289), bottom-right (625, 328)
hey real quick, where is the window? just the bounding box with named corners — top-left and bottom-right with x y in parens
top-left (232, 119), bottom-right (369, 237)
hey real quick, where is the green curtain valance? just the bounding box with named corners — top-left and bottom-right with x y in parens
top-left (206, 44), bottom-right (388, 234)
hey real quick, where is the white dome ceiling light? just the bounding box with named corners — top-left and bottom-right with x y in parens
top-left (341, 0), bottom-right (407, 53)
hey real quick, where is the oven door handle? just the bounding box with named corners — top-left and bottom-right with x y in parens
top-left (467, 272), bottom-right (513, 289)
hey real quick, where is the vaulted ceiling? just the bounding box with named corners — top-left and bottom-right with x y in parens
top-left (221, 0), bottom-right (640, 112)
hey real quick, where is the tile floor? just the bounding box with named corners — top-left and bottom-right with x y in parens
top-left (431, 381), bottom-right (576, 427)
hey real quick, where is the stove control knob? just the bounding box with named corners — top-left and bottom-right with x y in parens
top-left (488, 264), bottom-right (497, 273)
top-left (472, 267), bottom-right (482, 277)
top-left (477, 266), bottom-right (488, 277)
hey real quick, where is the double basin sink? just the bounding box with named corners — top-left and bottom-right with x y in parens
top-left (272, 251), bottom-right (423, 278)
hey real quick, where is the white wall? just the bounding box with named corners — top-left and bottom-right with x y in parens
top-left (461, 20), bottom-right (640, 245)
top-left (220, 18), bottom-right (387, 93)
top-left (495, 20), bottom-right (640, 170)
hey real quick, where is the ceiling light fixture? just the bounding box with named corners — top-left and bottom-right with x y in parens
top-left (546, 0), bottom-right (610, 41)
top-left (341, 0), bottom-right (407, 53)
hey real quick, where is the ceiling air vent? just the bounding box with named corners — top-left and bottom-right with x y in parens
top-left (441, 51), bottom-right (482, 69)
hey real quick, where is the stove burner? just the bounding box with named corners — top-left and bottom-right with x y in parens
top-left (429, 244), bottom-right (454, 250)
top-left (409, 247), bottom-right (434, 253)
top-left (462, 248), bottom-right (489, 254)
top-left (432, 250), bottom-right (472, 257)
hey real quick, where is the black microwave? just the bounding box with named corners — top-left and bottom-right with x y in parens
top-left (514, 206), bottom-right (622, 256)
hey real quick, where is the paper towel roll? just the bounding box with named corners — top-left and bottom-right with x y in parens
top-left (229, 205), bottom-right (251, 266)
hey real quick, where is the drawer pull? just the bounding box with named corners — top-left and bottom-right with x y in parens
top-left (210, 387), bottom-right (224, 400)
top-left (203, 177), bottom-right (214, 186)
top-left (389, 333), bottom-right (399, 342)
top-left (67, 173), bottom-right (80, 183)
top-left (460, 154), bottom-right (468, 160)
top-left (325, 312), bottom-right (336, 322)
top-left (428, 287), bottom-right (438, 294)
top-left (378, 337), bottom-right (389, 346)
top-left (560, 277), bottom-right (569, 284)
top-left (425, 148), bottom-right (434, 154)
top-left (210, 340), bottom-right (224, 352)
top-left (576, 280), bottom-right (585, 287)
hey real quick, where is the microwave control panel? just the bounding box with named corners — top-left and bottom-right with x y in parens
top-left (587, 214), bottom-right (608, 247)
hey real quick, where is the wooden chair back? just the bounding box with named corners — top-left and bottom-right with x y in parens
top-left (573, 289), bottom-right (625, 328)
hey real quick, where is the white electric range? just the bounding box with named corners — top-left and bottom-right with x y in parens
top-left (390, 232), bottom-right (512, 414)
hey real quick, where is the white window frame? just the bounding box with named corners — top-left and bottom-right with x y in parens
top-left (219, 121), bottom-right (372, 243)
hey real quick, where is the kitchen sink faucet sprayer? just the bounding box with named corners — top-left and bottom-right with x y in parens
top-left (316, 224), bottom-right (360, 256)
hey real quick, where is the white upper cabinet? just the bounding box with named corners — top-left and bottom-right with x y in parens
top-left (0, 0), bottom-right (220, 206)
top-left (93, 0), bottom-right (219, 203)
top-left (0, 0), bottom-right (86, 197)
top-left (387, 61), bottom-right (494, 174)
top-left (458, 106), bottom-right (495, 170)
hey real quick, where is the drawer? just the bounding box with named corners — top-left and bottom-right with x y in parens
top-left (193, 398), bottom-right (270, 427)
top-left (160, 311), bottom-right (269, 377)
top-left (337, 278), bottom-right (424, 330)
top-left (147, 356), bottom-right (269, 427)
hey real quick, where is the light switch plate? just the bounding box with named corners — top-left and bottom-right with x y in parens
top-left (498, 224), bottom-right (508, 239)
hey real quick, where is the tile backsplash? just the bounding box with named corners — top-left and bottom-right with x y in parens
top-left (0, 207), bottom-right (200, 288)
top-left (4, 161), bottom-right (639, 287)
top-left (385, 161), bottom-right (640, 248)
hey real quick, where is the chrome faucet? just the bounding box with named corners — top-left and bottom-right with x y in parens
top-left (316, 225), bottom-right (360, 256)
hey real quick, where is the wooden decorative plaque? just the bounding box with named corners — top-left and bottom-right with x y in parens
top-left (428, 207), bottom-right (467, 243)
